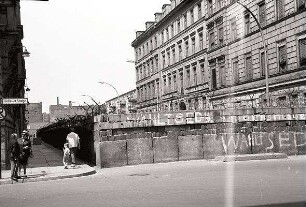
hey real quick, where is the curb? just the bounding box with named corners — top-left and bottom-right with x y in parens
top-left (215, 153), bottom-right (288, 162)
top-left (0, 168), bottom-right (96, 186)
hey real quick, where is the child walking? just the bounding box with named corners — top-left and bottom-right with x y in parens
top-left (63, 143), bottom-right (70, 169)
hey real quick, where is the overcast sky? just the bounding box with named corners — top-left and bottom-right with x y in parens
top-left (21, 0), bottom-right (167, 112)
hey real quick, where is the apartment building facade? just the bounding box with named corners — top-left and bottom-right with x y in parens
top-left (105, 89), bottom-right (137, 114)
top-left (132, 0), bottom-right (306, 112)
top-left (132, 0), bottom-right (209, 112)
top-left (204, 0), bottom-right (306, 109)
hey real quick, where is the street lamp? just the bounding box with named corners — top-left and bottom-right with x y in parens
top-left (98, 81), bottom-right (120, 97)
top-left (98, 81), bottom-right (120, 114)
top-left (236, 0), bottom-right (269, 104)
top-left (12, 45), bottom-right (30, 57)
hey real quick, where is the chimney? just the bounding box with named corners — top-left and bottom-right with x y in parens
top-left (145, 21), bottom-right (155, 30)
top-left (162, 4), bottom-right (171, 16)
top-left (154, 13), bottom-right (162, 22)
top-left (57, 97), bottom-right (59, 105)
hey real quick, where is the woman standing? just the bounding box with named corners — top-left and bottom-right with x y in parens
top-left (19, 130), bottom-right (32, 177)
top-left (9, 133), bottom-right (20, 179)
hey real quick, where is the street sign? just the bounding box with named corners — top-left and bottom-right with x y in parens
top-left (0, 107), bottom-right (6, 120)
top-left (1, 98), bottom-right (28, 105)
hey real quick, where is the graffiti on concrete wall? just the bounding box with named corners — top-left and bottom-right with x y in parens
top-left (123, 111), bottom-right (305, 126)
top-left (219, 132), bottom-right (306, 154)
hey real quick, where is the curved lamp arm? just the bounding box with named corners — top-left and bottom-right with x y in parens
top-left (98, 81), bottom-right (120, 97)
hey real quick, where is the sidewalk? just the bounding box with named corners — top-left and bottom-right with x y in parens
top-left (0, 141), bottom-right (96, 185)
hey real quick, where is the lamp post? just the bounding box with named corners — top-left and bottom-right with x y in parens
top-left (98, 82), bottom-right (120, 97)
top-left (98, 81), bottom-right (120, 114)
top-left (236, 0), bottom-right (270, 104)
top-left (12, 45), bottom-right (30, 57)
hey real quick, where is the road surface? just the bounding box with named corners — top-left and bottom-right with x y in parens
top-left (1, 156), bottom-right (305, 207)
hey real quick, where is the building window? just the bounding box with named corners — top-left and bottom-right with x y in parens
top-left (173, 74), bottom-right (177, 91)
top-left (143, 64), bottom-right (146, 78)
top-left (198, 3), bottom-right (202, 19)
top-left (245, 53), bottom-right (253, 81)
top-left (258, 2), bottom-right (266, 26)
top-left (162, 54), bottom-right (166, 68)
top-left (232, 58), bottom-right (239, 84)
top-left (260, 51), bottom-right (266, 77)
top-left (209, 31), bottom-right (215, 49)
top-left (219, 65), bottom-right (226, 87)
top-left (155, 56), bottom-right (159, 71)
top-left (186, 68), bottom-right (190, 87)
top-left (190, 8), bottom-right (194, 24)
top-left (154, 35), bottom-right (158, 48)
top-left (172, 48), bottom-right (176, 64)
top-left (150, 39), bottom-right (153, 51)
top-left (208, 0), bottom-right (213, 16)
top-left (185, 40), bottom-right (189, 57)
top-left (211, 68), bottom-right (217, 89)
top-left (299, 37), bottom-right (306, 66)
top-left (276, 0), bottom-right (285, 20)
top-left (244, 13), bottom-right (250, 35)
top-left (191, 37), bottom-right (196, 54)
top-left (297, 0), bottom-right (306, 10)
top-left (177, 19), bottom-right (181, 33)
top-left (152, 83), bottom-right (155, 97)
top-left (171, 24), bottom-right (174, 37)
top-left (278, 44), bottom-right (287, 72)
top-left (230, 18), bottom-right (237, 41)
top-left (199, 32), bottom-right (204, 50)
top-left (163, 76), bottom-right (167, 94)
top-left (167, 51), bottom-right (171, 66)
top-left (183, 13), bottom-right (187, 28)
top-left (193, 65), bottom-right (197, 85)
top-left (179, 70), bottom-right (183, 91)
top-left (166, 28), bottom-right (169, 41)
top-left (161, 31), bottom-right (164, 44)
top-left (178, 44), bottom-right (183, 61)
top-left (168, 75), bottom-right (172, 92)
top-left (218, 26), bottom-right (224, 46)
top-left (217, 0), bottom-right (222, 10)
top-left (200, 63), bottom-right (205, 83)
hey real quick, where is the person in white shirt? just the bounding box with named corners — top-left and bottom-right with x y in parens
top-left (63, 143), bottom-right (70, 169)
top-left (66, 128), bottom-right (80, 167)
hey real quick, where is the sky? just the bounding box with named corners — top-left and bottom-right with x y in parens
top-left (20, 0), bottom-right (167, 112)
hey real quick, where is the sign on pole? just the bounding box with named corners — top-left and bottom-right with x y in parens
top-left (1, 98), bottom-right (28, 105)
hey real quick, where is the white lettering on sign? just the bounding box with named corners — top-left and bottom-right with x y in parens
top-left (2, 98), bottom-right (28, 104)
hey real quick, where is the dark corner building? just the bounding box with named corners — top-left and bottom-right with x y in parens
top-left (0, 0), bottom-right (48, 170)
top-left (0, 0), bottom-right (27, 169)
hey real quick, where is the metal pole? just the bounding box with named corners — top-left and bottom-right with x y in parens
top-left (98, 81), bottom-right (120, 97)
top-left (98, 81), bottom-right (120, 114)
top-left (236, 1), bottom-right (269, 104)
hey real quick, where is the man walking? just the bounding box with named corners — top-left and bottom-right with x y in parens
top-left (66, 128), bottom-right (80, 167)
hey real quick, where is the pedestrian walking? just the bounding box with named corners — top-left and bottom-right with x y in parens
top-left (18, 130), bottom-right (32, 177)
top-left (8, 133), bottom-right (20, 180)
top-left (66, 128), bottom-right (80, 167)
top-left (63, 143), bottom-right (70, 169)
